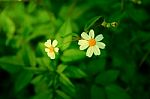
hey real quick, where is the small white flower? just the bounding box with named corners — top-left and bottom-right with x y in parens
top-left (44, 39), bottom-right (59, 59)
top-left (78, 29), bottom-right (106, 57)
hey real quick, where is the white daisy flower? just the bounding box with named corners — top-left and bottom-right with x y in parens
top-left (44, 39), bottom-right (59, 59)
top-left (78, 29), bottom-right (106, 57)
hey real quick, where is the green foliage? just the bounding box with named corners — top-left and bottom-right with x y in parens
top-left (14, 70), bottom-right (34, 93)
top-left (0, 56), bottom-right (22, 73)
top-left (61, 49), bottom-right (86, 62)
top-left (91, 85), bottom-right (106, 99)
top-left (105, 84), bottom-right (131, 99)
top-left (56, 19), bottom-right (72, 51)
top-left (0, 12), bottom-right (15, 45)
top-left (84, 16), bottom-right (104, 31)
top-left (64, 66), bottom-right (87, 78)
top-left (95, 70), bottom-right (119, 85)
top-left (0, 0), bottom-right (150, 99)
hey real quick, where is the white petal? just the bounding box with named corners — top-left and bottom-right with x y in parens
top-left (48, 52), bottom-right (55, 59)
top-left (81, 32), bottom-right (90, 40)
top-left (93, 45), bottom-right (100, 55)
top-left (52, 40), bottom-right (58, 47)
top-left (86, 47), bottom-right (94, 57)
top-left (79, 43), bottom-right (89, 50)
top-left (89, 29), bottom-right (94, 38)
top-left (45, 48), bottom-right (49, 52)
top-left (44, 42), bottom-right (51, 47)
top-left (95, 34), bottom-right (104, 41)
top-left (78, 40), bottom-right (88, 45)
top-left (97, 42), bottom-right (106, 49)
top-left (54, 47), bottom-right (59, 52)
top-left (47, 39), bottom-right (51, 44)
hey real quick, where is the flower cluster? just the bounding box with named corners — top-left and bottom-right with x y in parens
top-left (44, 29), bottom-right (105, 59)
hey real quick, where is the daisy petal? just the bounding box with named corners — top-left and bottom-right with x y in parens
top-left (97, 42), bottom-right (106, 49)
top-left (93, 45), bottom-right (100, 55)
top-left (45, 48), bottom-right (49, 52)
top-left (86, 47), bottom-right (94, 57)
top-left (78, 40), bottom-right (88, 45)
top-left (54, 47), bottom-right (59, 52)
top-left (44, 42), bottom-right (51, 47)
top-left (81, 32), bottom-right (90, 40)
top-left (47, 40), bottom-right (51, 44)
top-left (52, 40), bottom-right (58, 47)
top-left (79, 43), bottom-right (89, 50)
top-left (95, 34), bottom-right (104, 41)
top-left (89, 29), bottom-right (94, 38)
top-left (48, 52), bottom-right (55, 59)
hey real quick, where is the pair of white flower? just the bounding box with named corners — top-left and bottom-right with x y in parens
top-left (44, 29), bottom-right (105, 59)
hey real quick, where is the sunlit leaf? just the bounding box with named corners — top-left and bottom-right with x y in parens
top-left (56, 19), bottom-right (72, 50)
top-left (31, 75), bottom-right (43, 85)
top-left (64, 66), bottom-right (86, 78)
top-left (32, 91), bottom-right (53, 99)
top-left (0, 12), bottom-right (15, 45)
top-left (61, 49), bottom-right (86, 62)
top-left (57, 64), bottom-right (67, 73)
top-left (59, 73), bottom-right (75, 96)
top-left (56, 90), bottom-right (71, 99)
top-left (59, 73), bottom-right (74, 87)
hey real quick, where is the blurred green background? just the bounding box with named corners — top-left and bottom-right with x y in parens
top-left (0, 0), bottom-right (150, 99)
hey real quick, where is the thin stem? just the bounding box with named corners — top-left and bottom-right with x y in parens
top-left (139, 51), bottom-right (150, 66)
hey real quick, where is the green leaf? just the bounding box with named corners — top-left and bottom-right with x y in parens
top-left (121, 62), bottom-right (136, 83)
top-left (86, 51), bottom-right (106, 76)
top-left (0, 56), bottom-right (23, 73)
top-left (127, 4), bottom-right (149, 24)
top-left (59, 73), bottom-right (75, 96)
top-left (59, 73), bottom-right (74, 87)
top-left (36, 42), bottom-right (46, 57)
top-left (84, 16), bottom-right (104, 31)
top-left (35, 9), bottom-right (51, 23)
top-left (0, 12), bottom-right (15, 44)
top-left (56, 90), bottom-right (71, 99)
top-left (36, 57), bottom-right (53, 71)
top-left (31, 75), bottom-right (43, 85)
top-left (57, 64), bottom-right (67, 73)
top-left (22, 45), bottom-right (36, 67)
top-left (95, 70), bottom-right (119, 85)
top-left (32, 91), bottom-right (53, 99)
top-left (64, 66), bottom-right (86, 78)
top-left (91, 85), bottom-right (106, 99)
top-left (61, 49), bottom-right (86, 62)
top-left (105, 84), bottom-right (131, 99)
top-left (56, 19), bottom-right (72, 50)
top-left (27, 24), bottom-right (54, 41)
top-left (27, 1), bottom-right (37, 13)
top-left (15, 70), bottom-right (34, 93)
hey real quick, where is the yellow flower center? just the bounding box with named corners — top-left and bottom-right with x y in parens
top-left (49, 46), bottom-right (54, 53)
top-left (89, 39), bottom-right (96, 46)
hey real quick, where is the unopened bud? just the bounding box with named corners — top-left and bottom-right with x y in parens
top-left (111, 22), bottom-right (118, 27)
top-left (101, 21), bottom-right (107, 27)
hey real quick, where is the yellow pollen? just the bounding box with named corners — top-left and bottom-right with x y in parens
top-left (89, 39), bottom-right (96, 46)
top-left (49, 46), bottom-right (54, 53)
